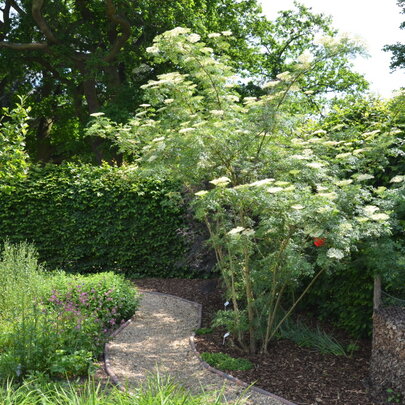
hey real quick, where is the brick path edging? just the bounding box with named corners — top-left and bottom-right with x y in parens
top-left (103, 290), bottom-right (297, 405)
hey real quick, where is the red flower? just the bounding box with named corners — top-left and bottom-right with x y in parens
top-left (314, 237), bottom-right (326, 247)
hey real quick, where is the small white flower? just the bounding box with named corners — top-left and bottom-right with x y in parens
top-left (164, 98), bottom-right (175, 104)
top-left (353, 149), bottom-right (365, 155)
top-left (327, 248), bottom-right (345, 260)
top-left (225, 95), bottom-right (240, 102)
top-left (135, 111), bottom-right (148, 117)
top-left (187, 33), bottom-right (201, 43)
top-left (146, 46), bottom-right (160, 55)
top-left (364, 205), bottom-right (379, 215)
top-left (318, 192), bottom-right (337, 200)
top-left (210, 176), bottom-right (231, 186)
top-left (267, 187), bottom-right (284, 193)
top-left (209, 110), bottom-right (224, 116)
top-left (335, 179), bottom-right (353, 186)
top-left (370, 213), bottom-right (390, 221)
top-left (263, 81), bottom-right (279, 89)
top-left (179, 127), bottom-right (196, 134)
top-left (356, 217), bottom-right (370, 223)
top-left (200, 47), bottom-right (214, 54)
top-left (152, 137), bottom-right (165, 142)
top-left (90, 112), bottom-right (105, 117)
top-left (306, 162), bottom-right (325, 169)
top-left (195, 190), bottom-right (209, 197)
top-left (228, 226), bottom-right (245, 235)
top-left (164, 27), bottom-right (190, 37)
top-left (276, 71), bottom-right (291, 81)
top-left (242, 228), bottom-right (255, 236)
top-left (356, 174), bottom-right (375, 181)
top-left (221, 31), bottom-right (232, 36)
top-left (297, 50), bottom-right (314, 66)
top-left (139, 104), bottom-right (151, 108)
top-left (291, 204), bottom-right (304, 210)
top-left (208, 33), bottom-right (221, 38)
top-left (390, 175), bottom-right (405, 183)
top-left (243, 97), bottom-right (257, 103)
top-left (249, 178), bottom-right (275, 187)
top-left (336, 153), bottom-right (352, 159)
top-left (312, 129), bottom-right (327, 135)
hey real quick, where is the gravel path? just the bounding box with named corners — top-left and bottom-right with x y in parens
top-left (105, 292), bottom-right (294, 404)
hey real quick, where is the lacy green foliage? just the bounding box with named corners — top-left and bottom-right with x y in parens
top-left (0, 163), bottom-right (187, 276)
top-left (201, 352), bottom-right (253, 371)
top-left (0, 98), bottom-right (30, 191)
top-left (0, 243), bottom-right (139, 380)
top-left (297, 93), bottom-right (405, 338)
top-left (0, 374), bottom-right (230, 405)
top-left (92, 28), bottom-right (400, 354)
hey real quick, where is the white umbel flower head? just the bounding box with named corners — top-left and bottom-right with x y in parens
top-left (228, 226), bottom-right (245, 235)
top-left (187, 33), bottom-right (201, 43)
top-left (327, 248), bottom-right (345, 260)
top-left (210, 177), bottom-right (231, 187)
top-left (390, 175), bottom-right (405, 183)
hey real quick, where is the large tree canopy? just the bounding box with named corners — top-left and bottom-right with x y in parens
top-left (383, 0), bottom-right (405, 71)
top-left (0, 0), bottom-right (368, 163)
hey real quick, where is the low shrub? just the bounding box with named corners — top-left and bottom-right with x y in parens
top-left (43, 271), bottom-right (139, 334)
top-left (0, 243), bottom-right (139, 380)
top-left (200, 352), bottom-right (253, 371)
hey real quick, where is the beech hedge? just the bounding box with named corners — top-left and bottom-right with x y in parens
top-left (0, 164), bottom-right (188, 276)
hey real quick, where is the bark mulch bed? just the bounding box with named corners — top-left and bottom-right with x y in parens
top-left (132, 278), bottom-right (376, 405)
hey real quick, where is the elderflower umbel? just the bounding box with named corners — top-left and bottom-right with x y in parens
top-left (187, 33), bottom-right (201, 43)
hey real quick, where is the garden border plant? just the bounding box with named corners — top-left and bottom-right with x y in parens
top-left (0, 242), bottom-right (139, 380)
top-left (89, 27), bottom-right (403, 354)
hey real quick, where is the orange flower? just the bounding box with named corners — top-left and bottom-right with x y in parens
top-left (314, 237), bottom-right (326, 247)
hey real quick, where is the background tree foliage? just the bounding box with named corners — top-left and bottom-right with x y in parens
top-left (0, 0), bottom-right (368, 163)
top-left (383, 0), bottom-right (405, 71)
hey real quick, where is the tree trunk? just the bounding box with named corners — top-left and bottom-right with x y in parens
top-left (82, 77), bottom-right (104, 164)
top-left (373, 274), bottom-right (382, 311)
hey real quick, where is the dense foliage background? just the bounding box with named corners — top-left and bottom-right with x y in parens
top-left (0, 164), bottom-right (187, 276)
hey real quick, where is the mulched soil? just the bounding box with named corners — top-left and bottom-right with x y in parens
top-left (131, 278), bottom-right (377, 405)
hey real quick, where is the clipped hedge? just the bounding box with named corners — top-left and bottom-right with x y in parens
top-left (0, 164), bottom-right (187, 276)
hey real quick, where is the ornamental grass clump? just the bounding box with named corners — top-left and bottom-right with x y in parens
top-left (90, 27), bottom-right (402, 354)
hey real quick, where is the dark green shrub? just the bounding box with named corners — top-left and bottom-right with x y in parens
top-left (200, 352), bottom-right (253, 371)
top-left (300, 238), bottom-right (403, 338)
top-left (0, 163), bottom-right (188, 276)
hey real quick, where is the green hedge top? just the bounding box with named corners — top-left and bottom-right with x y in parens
top-left (0, 163), bottom-right (187, 276)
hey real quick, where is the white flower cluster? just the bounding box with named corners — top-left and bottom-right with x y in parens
top-left (210, 176), bottom-right (231, 186)
top-left (327, 248), bottom-right (344, 260)
top-left (297, 50), bottom-right (314, 66)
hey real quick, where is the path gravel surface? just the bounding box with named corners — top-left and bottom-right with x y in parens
top-left (105, 292), bottom-right (290, 404)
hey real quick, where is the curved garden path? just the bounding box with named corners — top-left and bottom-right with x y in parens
top-left (105, 291), bottom-right (295, 405)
